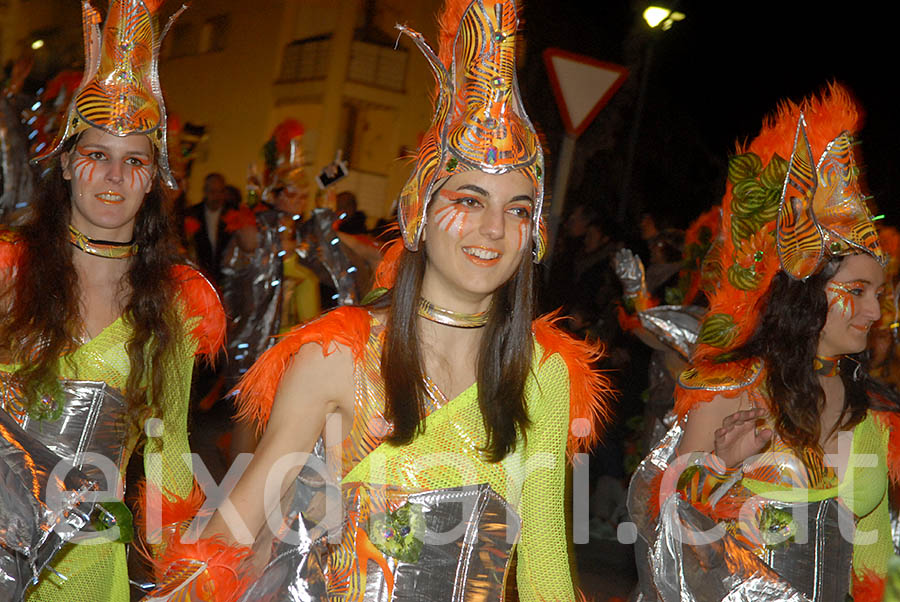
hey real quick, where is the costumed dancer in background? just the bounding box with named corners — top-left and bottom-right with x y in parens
top-left (613, 206), bottom-right (721, 453)
top-left (629, 84), bottom-right (900, 601)
top-left (0, 51), bottom-right (38, 225)
top-left (141, 0), bottom-right (613, 600)
top-left (215, 120), bottom-right (323, 457)
top-left (0, 1), bottom-right (224, 599)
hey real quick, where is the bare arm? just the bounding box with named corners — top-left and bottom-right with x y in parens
top-left (679, 390), bottom-right (772, 467)
top-left (201, 341), bottom-right (356, 544)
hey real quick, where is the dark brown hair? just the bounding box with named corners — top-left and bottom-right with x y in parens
top-left (0, 139), bottom-right (180, 423)
top-left (377, 241), bottom-right (535, 462)
top-left (733, 258), bottom-right (869, 449)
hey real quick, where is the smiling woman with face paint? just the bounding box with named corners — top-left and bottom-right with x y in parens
top-left (0, 2), bottom-right (224, 600)
top-left (141, 1), bottom-right (613, 601)
top-left (629, 86), bottom-right (900, 602)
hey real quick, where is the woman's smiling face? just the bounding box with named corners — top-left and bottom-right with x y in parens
top-left (420, 169), bottom-right (534, 310)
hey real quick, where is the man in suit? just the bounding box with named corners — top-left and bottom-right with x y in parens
top-left (185, 172), bottom-right (233, 284)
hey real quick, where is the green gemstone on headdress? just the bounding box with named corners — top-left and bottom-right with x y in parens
top-left (536, 165), bottom-right (542, 179)
top-left (830, 241), bottom-right (842, 252)
top-left (754, 251), bottom-right (763, 262)
top-left (447, 157), bottom-right (458, 171)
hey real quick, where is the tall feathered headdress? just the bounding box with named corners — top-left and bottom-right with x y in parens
top-left (684, 84), bottom-right (882, 376)
top-left (31, 0), bottom-right (185, 189)
top-left (396, 0), bottom-right (546, 261)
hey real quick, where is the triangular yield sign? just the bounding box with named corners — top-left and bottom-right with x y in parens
top-left (543, 48), bottom-right (628, 137)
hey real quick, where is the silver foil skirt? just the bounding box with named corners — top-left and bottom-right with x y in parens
top-left (12, 379), bottom-right (128, 490)
top-left (241, 469), bottom-right (520, 601)
top-left (0, 405), bottom-right (96, 601)
top-left (627, 421), bottom-right (856, 601)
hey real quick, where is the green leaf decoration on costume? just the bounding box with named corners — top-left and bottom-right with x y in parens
top-left (730, 215), bottom-right (756, 242)
top-left (93, 501), bottom-right (134, 544)
top-left (757, 504), bottom-right (797, 549)
top-left (727, 153), bottom-right (763, 183)
top-left (368, 502), bottom-right (426, 563)
top-left (28, 378), bottom-right (66, 421)
top-left (727, 264), bottom-right (761, 291)
top-left (732, 180), bottom-right (767, 211)
top-left (697, 313), bottom-right (737, 348)
top-left (361, 287), bottom-right (389, 305)
top-left (758, 153), bottom-right (788, 190)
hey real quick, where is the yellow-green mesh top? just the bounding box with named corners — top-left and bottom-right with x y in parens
top-left (1, 312), bottom-right (199, 601)
top-left (340, 317), bottom-right (575, 602)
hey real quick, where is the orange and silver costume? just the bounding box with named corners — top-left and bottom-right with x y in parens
top-left (140, 1), bottom-right (613, 600)
top-left (628, 86), bottom-right (900, 602)
top-left (0, 1), bottom-right (225, 600)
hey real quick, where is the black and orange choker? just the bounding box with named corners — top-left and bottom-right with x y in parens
top-left (68, 225), bottom-right (138, 259)
top-left (813, 355), bottom-right (841, 377)
top-left (417, 298), bottom-right (488, 328)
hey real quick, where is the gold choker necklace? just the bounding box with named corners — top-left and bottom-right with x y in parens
top-left (814, 355), bottom-right (841, 377)
top-left (417, 298), bottom-right (488, 328)
top-left (68, 225), bottom-right (138, 259)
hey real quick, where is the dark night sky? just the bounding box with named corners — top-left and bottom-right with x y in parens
top-left (521, 1), bottom-right (900, 237)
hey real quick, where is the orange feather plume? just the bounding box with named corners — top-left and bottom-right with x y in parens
top-left (232, 306), bottom-right (371, 434)
top-left (373, 235), bottom-right (404, 291)
top-left (532, 310), bottom-right (616, 461)
top-left (171, 264), bottom-right (226, 358)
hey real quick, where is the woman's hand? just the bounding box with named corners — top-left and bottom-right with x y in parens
top-left (713, 407), bottom-right (772, 468)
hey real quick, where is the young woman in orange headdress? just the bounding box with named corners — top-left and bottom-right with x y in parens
top-left (141, 1), bottom-right (613, 601)
top-left (0, 2), bottom-right (223, 600)
top-left (629, 84), bottom-right (900, 601)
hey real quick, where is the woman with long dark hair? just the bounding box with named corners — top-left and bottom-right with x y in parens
top-left (143, 1), bottom-right (612, 600)
top-left (629, 85), bottom-right (899, 601)
top-left (0, 2), bottom-right (223, 599)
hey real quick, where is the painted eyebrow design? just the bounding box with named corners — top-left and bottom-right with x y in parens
top-left (455, 184), bottom-right (533, 204)
top-left (78, 144), bottom-right (151, 158)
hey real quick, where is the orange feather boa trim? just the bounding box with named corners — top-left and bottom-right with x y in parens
top-left (853, 569), bottom-right (886, 602)
top-left (134, 481), bottom-right (252, 602)
top-left (171, 264), bottom-right (226, 358)
top-left (533, 311), bottom-right (615, 460)
top-left (232, 305), bottom-right (371, 433)
top-left (873, 409), bottom-right (900, 486)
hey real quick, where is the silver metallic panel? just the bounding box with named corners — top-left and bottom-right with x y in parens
top-left (638, 305), bottom-right (705, 361)
top-left (0, 406), bottom-right (96, 601)
top-left (13, 380), bottom-right (128, 489)
top-left (628, 421), bottom-right (813, 601)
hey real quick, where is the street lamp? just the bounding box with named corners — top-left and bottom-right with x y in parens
top-left (642, 6), bottom-right (685, 30)
top-left (616, 5), bottom-right (685, 226)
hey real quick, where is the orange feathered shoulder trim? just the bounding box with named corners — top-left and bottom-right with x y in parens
top-left (171, 263), bottom-right (225, 358)
top-left (532, 311), bottom-right (615, 462)
top-left (232, 305), bottom-right (372, 433)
